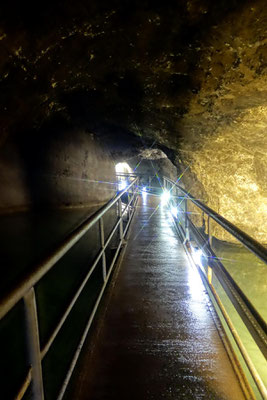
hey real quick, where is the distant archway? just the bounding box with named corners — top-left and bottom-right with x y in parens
top-left (115, 162), bottom-right (133, 190)
top-left (115, 162), bottom-right (132, 175)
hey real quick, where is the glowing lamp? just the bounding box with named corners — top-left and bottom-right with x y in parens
top-left (118, 180), bottom-right (127, 191)
top-left (161, 190), bottom-right (171, 205)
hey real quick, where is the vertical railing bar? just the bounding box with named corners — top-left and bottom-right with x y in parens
top-left (123, 187), bottom-right (138, 233)
top-left (184, 197), bottom-right (189, 241)
top-left (23, 288), bottom-right (44, 400)
top-left (56, 194), bottom-right (139, 400)
top-left (118, 199), bottom-right (123, 240)
top-left (41, 216), bottom-right (123, 358)
top-left (124, 194), bottom-right (139, 234)
top-left (14, 368), bottom-right (32, 400)
top-left (99, 218), bottom-right (107, 282)
top-left (208, 215), bottom-right (212, 247)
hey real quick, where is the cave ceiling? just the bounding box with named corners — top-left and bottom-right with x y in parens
top-left (0, 0), bottom-right (265, 147)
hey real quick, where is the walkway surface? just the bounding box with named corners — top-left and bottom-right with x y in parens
top-left (67, 194), bottom-right (245, 400)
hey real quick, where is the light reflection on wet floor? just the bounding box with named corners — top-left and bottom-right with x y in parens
top-left (68, 195), bottom-right (245, 400)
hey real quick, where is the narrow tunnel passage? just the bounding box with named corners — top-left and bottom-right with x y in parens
top-left (0, 1), bottom-right (267, 398)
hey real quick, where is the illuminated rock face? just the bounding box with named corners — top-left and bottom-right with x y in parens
top-left (0, 1), bottom-right (266, 241)
top-left (176, 4), bottom-right (267, 243)
top-left (180, 106), bottom-right (267, 242)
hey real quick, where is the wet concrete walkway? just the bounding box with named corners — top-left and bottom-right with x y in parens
top-left (68, 195), bottom-right (245, 400)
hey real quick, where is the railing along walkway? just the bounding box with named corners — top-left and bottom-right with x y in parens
top-left (0, 178), bottom-right (139, 400)
top-left (66, 193), bottom-right (245, 400)
top-left (163, 176), bottom-right (267, 400)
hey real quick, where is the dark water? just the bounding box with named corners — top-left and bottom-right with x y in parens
top-left (0, 205), bottom-right (120, 400)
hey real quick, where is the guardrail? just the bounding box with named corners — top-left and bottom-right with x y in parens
top-left (163, 176), bottom-right (267, 400)
top-left (0, 177), bottom-right (140, 400)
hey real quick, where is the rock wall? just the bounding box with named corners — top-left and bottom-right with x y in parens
top-left (180, 106), bottom-right (267, 242)
top-left (177, 3), bottom-right (267, 243)
top-left (0, 129), bottom-right (116, 213)
top-left (125, 148), bottom-right (178, 188)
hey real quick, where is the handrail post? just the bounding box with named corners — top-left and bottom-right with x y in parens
top-left (23, 288), bottom-right (44, 400)
top-left (129, 184), bottom-right (134, 220)
top-left (99, 218), bottom-right (107, 281)
top-left (118, 199), bottom-right (123, 240)
top-left (207, 216), bottom-right (212, 248)
top-left (184, 197), bottom-right (189, 240)
top-left (129, 186), bottom-right (134, 220)
top-left (127, 189), bottom-right (131, 221)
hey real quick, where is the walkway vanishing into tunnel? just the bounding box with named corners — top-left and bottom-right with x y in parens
top-left (66, 194), bottom-right (245, 400)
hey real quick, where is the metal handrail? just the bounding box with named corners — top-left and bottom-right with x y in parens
top-left (116, 172), bottom-right (143, 176)
top-left (163, 176), bottom-right (267, 399)
top-left (164, 178), bottom-right (267, 264)
top-left (0, 177), bottom-right (139, 400)
top-left (163, 177), bottom-right (267, 338)
top-left (186, 215), bottom-right (267, 353)
top-left (0, 178), bottom-right (138, 320)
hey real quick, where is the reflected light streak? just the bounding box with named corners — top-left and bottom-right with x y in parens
top-left (141, 187), bottom-right (147, 205)
top-left (192, 247), bottom-right (204, 267)
top-left (133, 204), bottom-right (160, 241)
top-left (187, 262), bottom-right (208, 308)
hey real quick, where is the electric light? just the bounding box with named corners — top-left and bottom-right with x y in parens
top-left (141, 186), bottom-right (148, 204)
top-left (115, 162), bottom-right (132, 174)
top-left (161, 190), bottom-right (171, 205)
top-left (141, 186), bottom-right (147, 197)
top-left (118, 180), bottom-right (127, 191)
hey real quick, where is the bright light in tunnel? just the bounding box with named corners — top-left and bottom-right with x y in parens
top-left (118, 180), bottom-right (127, 191)
top-left (116, 162), bottom-right (132, 191)
top-left (161, 190), bottom-right (171, 205)
top-left (115, 162), bottom-right (132, 174)
top-left (192, 248), bottom-right (204, 267)
top-left (141, 186), bottom-right (147, 204)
